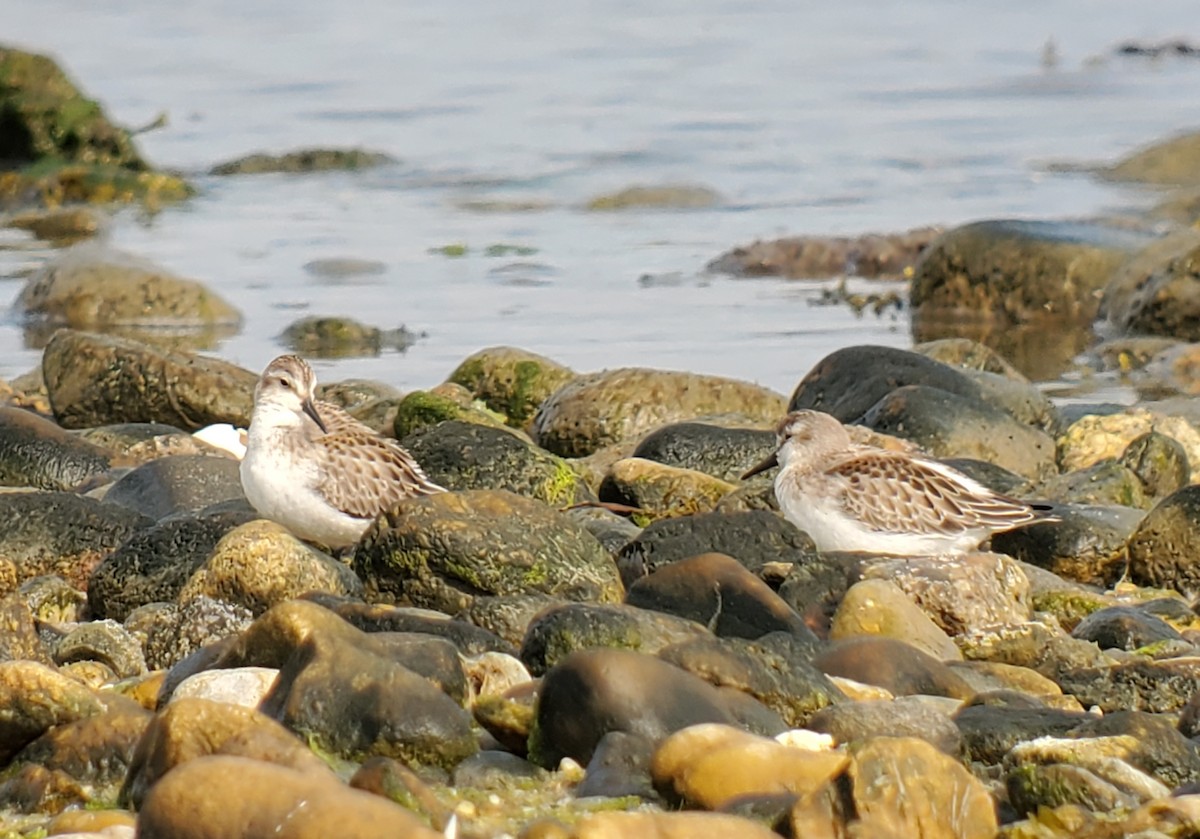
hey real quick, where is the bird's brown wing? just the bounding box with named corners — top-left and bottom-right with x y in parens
top-left (312, 429), bottom-right (445, 519)
top-left (826, 450), bottom-right (1036, 536)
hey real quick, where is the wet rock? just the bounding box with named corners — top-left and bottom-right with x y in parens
top-left (532, 367), bottom-right (785, 458)
top-left (571, 811), bottom-right (783, 839)
top-left (47, 810), bottom-right (137, 836)
top-left (355, 490), bottom-right (622, 614)
top-left (1127, 485), bottom-right (1200, 594)
top-left (16, 242), bottom-right (240, 333)
top-left (0, 406), bottom-right (111, 490)
top-left (567, 506), bottom-right (641, 555)
top-left (631, 422), bottom-right (776, 483)
top-left (178, 520), bottom-right (363, 616)
top-left (856, 552), bottom-right (1031, 635)
top-left (791, 344), bottom-right (1034, 425)
top-left (861, 384), bottom-right (1056, 479)
top-left (1106, 130), bottom-right (1200, 186)
top-left (138, 754), bottom-right (441, 839)
top-left (814, 637), bottom-right (974, 699)
top-left (447, 346), bottom-right (576, 429)
top-left (170, 666), bottom-right (279, 708)
top-left (43, 330), bottom-right (257, 431)
top-left (1072, 711), bottom-right (1200, 788)
top-left (0, 660), bottom-right (105, 764)
top-left (520, 602), bottom-right (710, 675)
top-left (11, 701), bottom-right (150, 800)
top-left (280, 315), bottom-right (390, 358)
top-left (615, 510), bottom-right (817, 588)
top-left (953, 704), bottom-right (1092, 765)
top-left (399, 420), bottom-right (593, 506)
top-left (391, 388), bottom-right (509, 438)
top-left (599, 458), bottom-right (735, 522)
top-left (1055, 657), bottom-right (1200, 713)
top-left (914, 337), bottom-right (1027, 379)
top-left (910, 219), bottom-right (1146, 325)
top-left (1033, 460), bottom-right (1147, 509)
top-left (101, 454), bottom-right (245, 520)
top-left (53, 619), bottom-right (145, 677)
top-left (0, 491), bottom-right (149, 590)
top-left (460, 594), bottom-right (567, 649)
top-left (121, 696), bottom-right (333, 806)
top-left (530, 648), bottom-right (786, 767)
top-left (1105, 236), bottom-right (1200, 341)
top-left (1071, 606), bottom-right (1183, 651)
top-left (829, 578), bottom-right (961, 661)
top-left (576, 731), bottom-right (658, 800)
top-left (140, 596), bottom-right (254, 671)
top-left (1058, 409), bottom-right (1200, 484)
top-left (0, 593), bottom-right (51, 663)
top-left (453, 749), bottom-right (545, 791)
top-left (991, 504), bottom-right (1142, 588)
top-left (659, 633), bottom-right (839, 727)
top-left (259, 628), bottom-right (477, 767)
top-left (848, 736), bottom-right (997, 839)
top-left (584, 183), bottom-right (720, 211)
top-left (87, 507), bottom-right (257, 621)
top-left (209, 147), bottom-right (396, 175)
top-left (1120, 431), bottom-right (1190, 499)
top-left (624, 552), bottom-right (813, 640)
top-left (309, 595), bottom-right (513, 656)
top-left (708, 226), bottom-right (939, 280)
top-left (808, 696), bottom-right (964, 755)
top-left (651, 723), bottom-right (848, 809)
top-left (1007, 737), bottom-right (1169, 817)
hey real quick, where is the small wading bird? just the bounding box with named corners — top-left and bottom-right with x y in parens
top-left (239, 355), bottom-right (444, 549)
top-left (742, 409), bottom-right (1052, 556)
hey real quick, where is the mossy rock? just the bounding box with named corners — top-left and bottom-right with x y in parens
top-left (448, 346), bottom-right (575, 429)
top-left (584, 184), bottom-right (720, 211)
top-left (392, 390), bottom-right (508, 439)
top-left (208, 148), bottom-right (395, 175)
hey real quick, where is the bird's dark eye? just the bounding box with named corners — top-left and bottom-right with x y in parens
top-left (279, 377), bottom-right (291, 389)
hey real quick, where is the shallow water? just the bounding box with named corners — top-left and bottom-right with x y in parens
top-left (5, 0), bottom-right (1200, 395)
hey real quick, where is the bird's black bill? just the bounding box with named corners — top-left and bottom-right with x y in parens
top-left (302, 398), bottom-right (328, 434)
top-left (740, 451), bottom-right (779, 480)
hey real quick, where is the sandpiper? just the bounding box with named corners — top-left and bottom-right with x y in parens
top-left (240, 354), bottom-right (444, 549)
top-left (742, 409), bottom-right (1048, 556)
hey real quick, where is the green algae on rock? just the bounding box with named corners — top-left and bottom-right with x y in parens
top-left (448, 346), bottom-right (576, 429)
top-left (208, 147), bottom-right (395, 175)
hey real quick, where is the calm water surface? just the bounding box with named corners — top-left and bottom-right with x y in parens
top-left (6, 0), bottom-right (1200, 394)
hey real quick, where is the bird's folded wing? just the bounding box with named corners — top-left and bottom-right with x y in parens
top-left (827, 450), bottom-right (1035, 535)
top-left (314, 431), bottom-right (445, 518)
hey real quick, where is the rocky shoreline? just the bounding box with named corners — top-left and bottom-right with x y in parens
top-left (8, 42), bottom-right (1200, 839)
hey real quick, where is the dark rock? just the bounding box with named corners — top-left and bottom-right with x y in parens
top-left (1071, 711), bottom-right (1200, 788)
top-left (0, 407), bottom-right (111, 490)
top-left (631, 422), bottom-right (776, 483)
top-left (860, 384), bottom-right (1056, 479)
top-left (992, 504), bottom-right (1142, 588)
top-left (1055, 657), bottom-right (1200, 713)
top-left (625, 552), bottom-right (814, 641)
top-left (1127, 485), bottom-right (1200, 594)
top-left (659, 632), bottom-right (838, 727)
top-left (776, 553), bottom-right (860, 636)
top-left (260, 629), bottom-right (477, 768)
top-left (532, 368), bottom-right (785, 458)
top-left (616, 510), bottom-right (817, 588)
top-left (88, 508), bottom-right (256, 621)
top-left (209, 147), bottom-right (395, 175)
top-left (140, 597), bottom-right (253, 671)
top-left (910, 219), bottom-right (1147, 324)
top-left (940, 457), bottom-right (1028, 494)
top-left (12, 702), bottom-right (150, 795)
top-left (458, 594), bottom-right (567, 649)
top-left (814, 637), bottom-right (974, 699)
top-left (1004, 739), bottom-right (1161, 817)
top-left (530, 648), bottom-right (787, 767)
top-left (102, 455), bottom-right (245, 520)
top-left (1121, 431), bottom-right (1190, 500)
top-left (566, 506), bottom-right (641, 555)
top-left (1104, 231), bottom-right (1200, 340)
top-left (355, 490), bottom-right (622, 614)
top-left (520, 602), bottom-right (710, 676)
top-left (0, 491), bottom-right (149, 590)
top-left (953, 704), bottom-right (1091, 765)
top-left (1032, 461), bottom-right (1147, 509)
top-left (279, 316), bottom-right (384, 358)
top-left (808, 696), bottom-right (964, 755)
top-left (1071, 606), bottom-right (1183, 651)
top-left (577, 731), bottom-right (659, 800)
top-left (306, 594), bottom-right (513, 656)
top-left (451, 749), bottom-right (545, 790)
top-left (43, 329), bottom-right (257, 431)
top-left (398, 420), bottom-right (593, 506)
top-left (446, 346), bottom-right (576, 429)
top-left (707, 226), bottom-right (939, 280)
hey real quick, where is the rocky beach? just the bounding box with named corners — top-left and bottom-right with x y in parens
top-left (6, 11), bottom-right (1200, 839)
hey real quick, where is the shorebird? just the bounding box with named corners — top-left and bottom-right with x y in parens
top-left (239, 354), bottom-right (444, 549)
top-left (742, 409), bottom-right (1049, 555)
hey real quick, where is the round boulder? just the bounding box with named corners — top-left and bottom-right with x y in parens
top-left (447, 346), bottom-right (576, 429)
